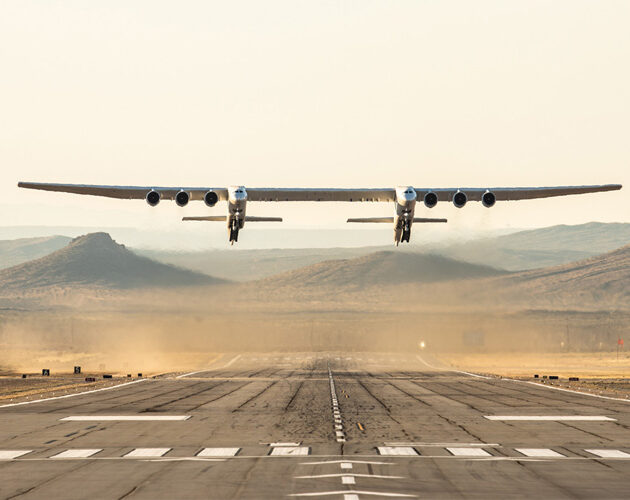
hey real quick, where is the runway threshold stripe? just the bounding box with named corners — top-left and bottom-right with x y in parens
top-left (270, 447), bottom-right (310, 456)
top-left (289, 491), bottom-right (416, 498)
top-left (515, 448), bottom-right (565, 458)
top-left (124, 448), bottom-right (171, 458)
top-left (342, 476), bottom-right (355, 484)
top-left (585, 449), bottom-right (630, 458)
top-left (377, 446), bottom-right (418, 456)
top-left (51, 449), bottom-right (102, 459)
top-left (485, 416), bottom-right (616, 421)
top-left (197, 448), bottom-right (240, 457)
top-left (0, 450), bottom-right (32, 459)
top-left (447, 448), bottom-right (491, 457)
top-left (61, 416), bottom-right (191, 421)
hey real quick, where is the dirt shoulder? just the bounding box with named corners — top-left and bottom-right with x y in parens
top-left (437, 351), bottom-right (630, 400)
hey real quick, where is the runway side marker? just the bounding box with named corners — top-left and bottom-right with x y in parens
top-left (61, 415), bottom-right (191, 421)
top-left (377, 446), bottom-right (418, 456)
top-left (51, 449), bottom-right (102, 459)
top-left (485, 416), bottom-right (616, 421)
top-left (196, 447), bottom-right (240, 457)
top-left (124, 448), bottom-right (171, 458)
top-left (585, 449), bottom-right (630, 458)
top-left (0, 450), bottom-right (32, 459)
top-left (270, 446), bottom-right (310, 456)
top-left (416, 355), bottom-right (491, 379)
top-left (515, 448), bottom-right (565, 458)
top-left (447, 448), bottom-right (491, 457)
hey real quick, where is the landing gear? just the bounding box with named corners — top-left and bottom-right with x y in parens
top-left (229, 219), bottom-right (240, 244)
top-left (401, 222), bottom-right (411, 243)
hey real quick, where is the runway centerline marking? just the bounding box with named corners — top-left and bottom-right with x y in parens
top-left (328, 365), bottom-right (346, 443)
top-left (60, 415), bottom-right (191, 421)
top-left (51, 449), bottom-right (102, 459)
top-left (485, 415), bottom-right (616, 421)
top-left (0, 450), bottom-right (32, 459)
top-left (296, 474), bottom-right (404, 480)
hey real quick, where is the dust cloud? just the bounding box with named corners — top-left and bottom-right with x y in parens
top-left (2, 279), bottom-right (629, 376)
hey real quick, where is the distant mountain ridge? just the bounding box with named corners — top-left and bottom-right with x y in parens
top-left (258, 250), bottom-right (504, 288)
top-left (0, 232), bottom-right (223, 291)
top-left (0, 235), bottom-right (71, 270)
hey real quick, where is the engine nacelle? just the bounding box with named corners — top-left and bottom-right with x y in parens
top-left (453, 190), bottom-right (467, 208)
top-left (146, 190), bottom-right (160, 207)
top-left (175, 190), bottom-right (190, 207)
top-left (424, 191), bottom-right (438, 208)
top-left (482, 190), bottom-right (496, 208)
top-left (204, 191), bottom-right (219, 207)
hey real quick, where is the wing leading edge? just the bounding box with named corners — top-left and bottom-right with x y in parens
top-left (17, 182), bottom-right (621, 202)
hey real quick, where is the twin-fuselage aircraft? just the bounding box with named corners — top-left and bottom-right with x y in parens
top-left (18, 182), bottom-right (622, 245)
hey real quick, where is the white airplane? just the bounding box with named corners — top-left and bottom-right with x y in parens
top-left (18, 182), bottom-right (622, 245)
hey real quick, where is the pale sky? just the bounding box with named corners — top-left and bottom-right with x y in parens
top-left (1, 1), bottom-right (628, 248)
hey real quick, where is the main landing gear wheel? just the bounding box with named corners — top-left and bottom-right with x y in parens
top-left (229, 220), bottom-right (240, 244)
top-left (401, 223), bottom-right (411, 243)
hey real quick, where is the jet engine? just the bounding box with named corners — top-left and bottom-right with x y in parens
top-left (204, 191), bottom-right (219, 207)
top-left (453, 190), bottom-right (467, 208)
top-left (146, 190), bottom-right (160, 207)
top-left (482, 190), bottom-right (496, 208)
top-left (175, 190), bottom-right (190, 207)
top-left (424, 191), bottom-right (438, 208)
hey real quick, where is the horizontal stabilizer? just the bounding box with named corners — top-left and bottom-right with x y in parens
top-left (183, 216), bottom-right (227, 222)
top-left (243, 216), bottom-right (283, 222)
top-left (347, 217), bottom-right (394, 223)
top-left (183, 216), bottom-right (283, 222)
top-left (347, 217), bottom-right (447, 223)
top-left (413, 218), bottom-right (448, 223)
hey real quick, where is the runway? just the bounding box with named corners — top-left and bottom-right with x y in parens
top-left (0, 353), bottom-right (629, 499)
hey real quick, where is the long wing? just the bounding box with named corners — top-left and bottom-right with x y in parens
top-left (17, 182), bottom-right (621, 202)
top-left (416, 185), bottom-right (622, 201)
top-left (17, 182), bottom-right (229, 201)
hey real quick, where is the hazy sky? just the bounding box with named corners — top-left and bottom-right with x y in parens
top-left (1, 1), bottom-right (628, 247)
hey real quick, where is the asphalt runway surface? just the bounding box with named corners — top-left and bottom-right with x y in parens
top-left (0, 353), bottom-right (629, 499)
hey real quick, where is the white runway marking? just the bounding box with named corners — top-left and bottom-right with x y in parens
top-left (384, 442), bottom-right (498, 447)
top-left (196, 447), bottom-right (240, 457)
top-left (447, 447), bottom-right (491, 457)
top-left (61, 415), bottom-right (191, 421)
top-left (485, 415), bottom-right (616, 421)
top-left (0, 379), bottom-right (148, 408)
top-left (269, 442), bottom-right (301, 447)
top-left (416, 355), bottom-right (491, 379)
top-left (270, 446), bottom-right (310, 456)
top-left (301, 460), bottom-right (393, 466)
top-left (51, 449), bottom-right (102, 459)
top-left (585, 449), bottom-right (630, 458)
top-left (342, 476), bottom-right (355, 484)
top-left (289, 490), bottom-right (416, 498)
top-left (0, 450), bottom-right (32, 459)
top-left (515, 448), bottom-right (565, 458)
top-left (377, 446), bottom-right (418, 456)
top-left (296, 474), bottom-right (403, 480)
top-left (344, 495), bottom-right (359, 500)
top-left (177, 354), bottom-right (242, 378)
top-left (124, 448), bottom-right (171, 458)
top-left (340, 462), bottom-right (352, 469)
